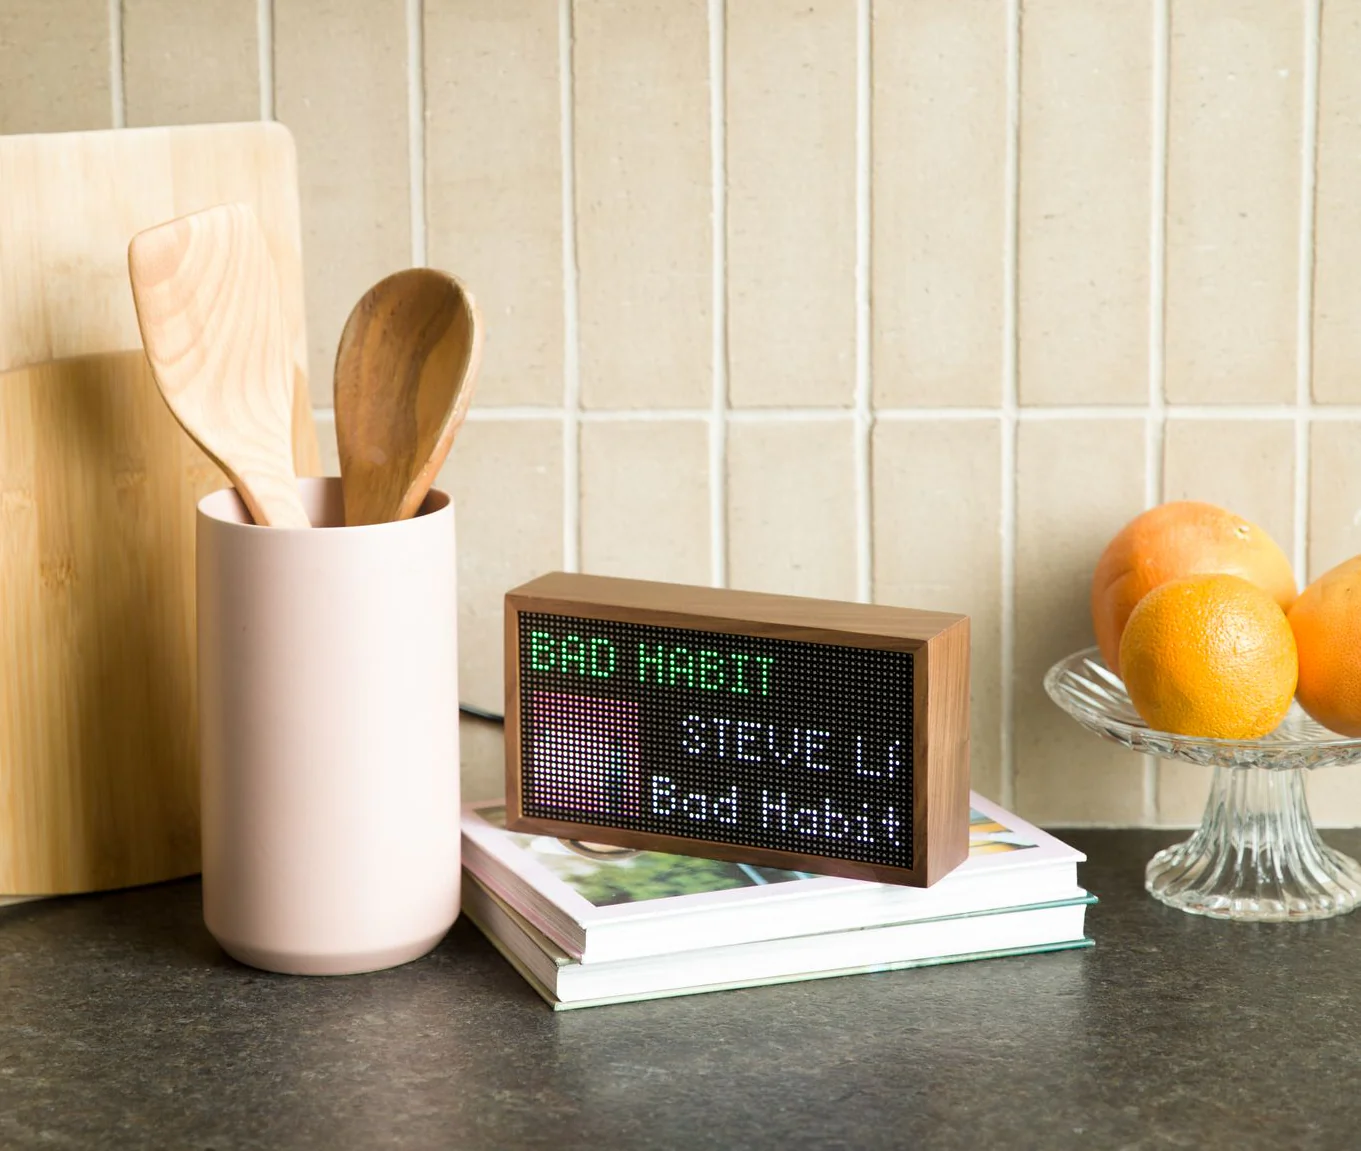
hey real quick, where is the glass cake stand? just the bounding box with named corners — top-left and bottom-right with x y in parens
top-left (1045, 647), bottom-right (1361, 922)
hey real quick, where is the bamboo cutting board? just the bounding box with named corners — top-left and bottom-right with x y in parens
top-left (0, 123), bottom-right (322, 895)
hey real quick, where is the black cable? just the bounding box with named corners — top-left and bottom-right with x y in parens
top-left (458, 702), bottom-right (504, 724)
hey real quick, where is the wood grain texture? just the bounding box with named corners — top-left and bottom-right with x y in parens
top-left (924, 614), bottom-right (971, 883)
top-left (0, 122), bottom-right (320, 476)
top-left (0, 125), bottom-right (321, 892)
top-left (0, 351), bottom-right (221, 894)
top-left (129, 204), bottom-right (310, 528)
top-left (502, 573), bottom-right (971, 886)
top-left (507, 572), bottom-right (967, 646)
top-left (335, 269), bottom-right (484, 526)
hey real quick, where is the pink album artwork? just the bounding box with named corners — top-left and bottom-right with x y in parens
top-left (526, 693), bottom-right (644, 820)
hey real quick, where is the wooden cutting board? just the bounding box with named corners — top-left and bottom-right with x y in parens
top-left (0, 123), bottom-right (322, 895)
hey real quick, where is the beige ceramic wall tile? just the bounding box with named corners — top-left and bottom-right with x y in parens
top-left (726, 420), bottom-right (856, 599)
top-left (1164, 0), bottom-right (1302, 404)
top-left (1157, 418), bottom-right (1296, 823)
top-left (1305, 774), bottom-right (1361, 829)
top-left (1015, 419), bottom-right (1147, 823)
top-left (727, 0), bottom-right (855, 408)
top-left (275, 0), bottom-right (410, 406)
top-left (123, 0), bottom-right (258, 126)
top-left (439, 420), bottom-right (564, 713)
top-left (1018, 1), bottom-right (1152, 406)
top-left (1308, 422), bottom-right (1361, 580)
top-left (1163, 420), bottom-right (1297, 558)
top-left (1313, 3), bottom-right (1361, 403)
top-left (0, 0), bottom-right (110, 134)
top-left (573, 0), bottom-right (711, 409)
top-left (872, 0), bottom-right (1006, 408)
top-left (873, 420), bottom-right (1003, 802)
top-left (579, 421), bottom-right (710, 583)
top-left (461, 717), bottom-right (507, 803)
top-left (426, 1), bottom-right (563, 407)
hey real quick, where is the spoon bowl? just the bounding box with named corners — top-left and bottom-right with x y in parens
top-left (334, 269), bottom-right (483, 526)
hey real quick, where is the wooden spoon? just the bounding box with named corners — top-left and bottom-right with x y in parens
top-left (128, 203), bottom-right (311, 529)
top-left (334, 268), bottom-right (483, 526)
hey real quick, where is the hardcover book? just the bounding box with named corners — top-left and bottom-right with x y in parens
top-left (462, 792), bottom-right (1089, 965)
top-left (465, 872), bottom-right (1093, 1010)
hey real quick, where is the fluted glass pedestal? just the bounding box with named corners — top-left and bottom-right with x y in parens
top-left (1046, 648), bottom-right (1361, 923)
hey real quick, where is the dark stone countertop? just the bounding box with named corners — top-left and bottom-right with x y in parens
top-left (4, 829), bottom-right (1361, 1150)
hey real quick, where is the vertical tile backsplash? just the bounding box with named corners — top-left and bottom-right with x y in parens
top-left (873, 419), bottom-right (1003, 801)
top-left (726, 419), bottom-right (858, 598)
top-left (274, 0), bottom-right (411, 407)
top-left (871, 0), bottom-right (1006, 409)
top-left (425, 0), bottom-right (563, 407)
top-left (1312, 0), bottom-right (1361, 405)
top-left (1017, 0), bottom-right (1153, 406)
top-left (1014, 419), bottom-right (1148, 825)
top-left (0, 0), bottom-right (111, 134)
top-left (726, 0), bottom-right (856, 408)
top-left (579, 420), bottom-right (711, 584)
top-left (10, 0), bottom-right (1361, 825)
top-left (1164, 0), bottom-right (1304, 405)
top-left (122, 0), bottom-right (258, 126)
top-left (573, 0), bottom-right (712, 409)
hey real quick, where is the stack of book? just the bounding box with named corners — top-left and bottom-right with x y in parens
top-left (462, 794), bottom-right (1094, 1010)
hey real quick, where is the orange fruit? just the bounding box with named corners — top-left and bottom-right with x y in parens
top-left (1091, 501), bottom-right (1296, 671)
top-left (1119, 574), bottom-right (1298, 740)
top-left (1288, 555), bottom-right (1361, 737)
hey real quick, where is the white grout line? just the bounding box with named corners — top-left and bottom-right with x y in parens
top-left (730, 408), bottom-right (853, 422)
top-left (108, 0), bottom-right (125, 127)
top-left (1024, 405), bottom-right (1361, 420)
top-left (1147, 0), bottom-right (1170, 514)
top-left (579, 409), bottom-right (713, 423)
top-left (559, 0), bottom-right (582, 573)
top-left (999, 0), bottom-right (1020, 812)
top-left (466, 408), bottom-right (564, 422)
top-left (876, 407), bottom-right (1023, 421)
top-left (257, 0), bottom-right (274, 120)
top-left (406, 0), bottom-right (427, 267)
top-left (1143, 0), bottom-right (1171, 824)
top-left (853, 0), bottom-right (873, 605)
top-left (1296, 0), bottom-right (1322, 583)
top-left (461, 403), bottom-right (1361, 424)
top-left (708, 0), bottom-right (728, 590)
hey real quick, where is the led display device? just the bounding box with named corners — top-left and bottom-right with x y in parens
top-left (504, 573), bottom-right (971, 887)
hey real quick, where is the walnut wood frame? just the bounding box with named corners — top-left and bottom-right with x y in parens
top-left (504, 572), bottom-right (971, 887)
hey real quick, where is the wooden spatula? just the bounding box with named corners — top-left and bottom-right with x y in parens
top-left (128, 203), bottom-right (311, 528)
top-left (334, 268), bottom-right (483, 526)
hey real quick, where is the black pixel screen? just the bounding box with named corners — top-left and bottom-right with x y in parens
top-left (517, 612), bottom-right (915, 870)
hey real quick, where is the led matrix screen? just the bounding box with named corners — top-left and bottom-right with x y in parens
top-left (517, 612), bottom-right (915, 871)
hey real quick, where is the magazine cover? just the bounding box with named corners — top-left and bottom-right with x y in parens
top-left (462, 791), bottom-right (1087, 961)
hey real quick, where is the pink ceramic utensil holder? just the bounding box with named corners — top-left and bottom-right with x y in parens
top-left (197, 477), bottom-right (459, 975)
